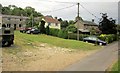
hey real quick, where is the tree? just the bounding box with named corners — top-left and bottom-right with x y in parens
top-left (39, 20), bottom-right (46, 34)
top-left (26, 14), bottom-right (34, 27)
top-left (61, 20), bottom-right (69, 29)
top-left (68, 20), bottom-right (75, 25)
top-left (46, 25), bottom-right (50, 35)
top-left (0, 4), bottom-right (2, 14)
top-left (2, 6), bottom-right (11, 15)
top-left (99, 13), bottom-right (117, 34)
top-left (66, 25), bottom-right (77, 33)
top-left (58, 18), bottom-right (63, 22)
top-left (90, 27), bottom-right (96, 35)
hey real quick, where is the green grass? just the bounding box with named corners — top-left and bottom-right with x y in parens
top-left (111, 60), bottom-right (119, 71)
top-left (14, 31), bottom-right (100, 50)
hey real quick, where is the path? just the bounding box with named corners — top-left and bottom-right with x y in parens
top-left (62, 42), bottom-right (118, 71)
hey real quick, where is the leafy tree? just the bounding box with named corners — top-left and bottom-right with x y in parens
top-left (39, 20), bottom-right (46, 34)
top-left (68, 20), bottom-right (75, 25)
top-left (99, 13), bottom-right (117, 34)
top-left (46, 25), bottom-right (50, 35)
top-left (58, 18), bottom-right (63, 22)
top-left (58, 29), bottom-right (68, 39)
top-left (61, 20), bottom-right (69, 29)
top-left (0, 4), bottom-right (2, 14)
top-left (1, 4), bottom-right (43, 17)
top-left (66, 25), bottom-right (77, 33)
top-left (2, 6), bottom-right (11, 15)
top-left (26, 14), bottom-right (34, 27)
top-left (90, 27), bottom-right (96, 35)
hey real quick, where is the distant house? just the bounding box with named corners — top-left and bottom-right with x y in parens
top-left (42, 16), bottom-right (61, 29)
top-left (75, 18), bottom-right (99, 34)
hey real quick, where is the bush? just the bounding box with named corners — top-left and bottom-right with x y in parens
top-left (98, 34), bottom-right (117, 44)
top-left (58, 29), bottom-right (68, 39)
top-left (46, 26), bottom-right (50, 35)
top-left (49, 28), bottom-right (68, 39)
top-left (49, 28), bottom-right (60, 37)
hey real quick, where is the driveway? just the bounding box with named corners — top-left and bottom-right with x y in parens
top-left (62, 41), bottom-right (118, 71)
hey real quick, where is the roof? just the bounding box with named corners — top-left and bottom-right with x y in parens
top-left (44, 16), bottom-right (60, 24)
top-left (78, 29), bottom-right (90, 32)
top-left (1, 14), bottom-right (29, 19)
top-left (83, 20), bottom-right (98, 26)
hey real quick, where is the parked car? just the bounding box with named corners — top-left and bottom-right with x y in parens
top-left (20, 27), bottom-right (32, 33)
top-left (83, 36), bottom-right (107, 45)
top-left (26, 28), bottom-right (40, 34)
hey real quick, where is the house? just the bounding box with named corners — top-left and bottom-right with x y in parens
top-left (0, 14), bottom-right (29, 29)
top-left (42, 16), bottom-right (61, 29)
top-left (75, 18), bottom-right (98, 34)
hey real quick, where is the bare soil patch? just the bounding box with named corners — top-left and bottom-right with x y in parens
top-left (2, 43), bottom-right (98, 71)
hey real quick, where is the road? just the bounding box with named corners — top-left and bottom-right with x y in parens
top-left (62, 42), bottom-right (118, 71)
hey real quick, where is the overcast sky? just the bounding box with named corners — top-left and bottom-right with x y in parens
top-left (0, 0), bottom-right (119, 24)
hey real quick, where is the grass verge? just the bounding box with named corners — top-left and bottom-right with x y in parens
top-left (15, 31), bottom-right (101, 50)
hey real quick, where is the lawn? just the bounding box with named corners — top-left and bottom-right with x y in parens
top-left (111, 60), bottom-right (119, 71)
top-left (2, 31), bottom-right (102, 71)
top-left (14, 31), bottom-right (101, 50)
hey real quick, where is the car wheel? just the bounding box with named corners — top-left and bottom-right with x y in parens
top-left (99, 43), bottom-right (102, 46)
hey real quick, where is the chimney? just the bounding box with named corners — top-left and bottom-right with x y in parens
top-left (92, 19), bottom-right (94, 22)
top-left (55, 17), bottom-right (57, 19)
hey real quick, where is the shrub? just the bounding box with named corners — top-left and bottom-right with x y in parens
top-left (98, 34), bottom-right (117, 44)
top-left (66, 25), bottom-right (77, 33)
top-left (49, 28), bottom-right (60, 37)
top-left (46, 25), bottom-right (50, 35)
top-left (58, 29), bottom-right (68, 39)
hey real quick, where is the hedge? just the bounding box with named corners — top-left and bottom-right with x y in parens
top-left (49, 28), bottom-right (68, 39)
top-left (98, 34), bottom-right (117, 44)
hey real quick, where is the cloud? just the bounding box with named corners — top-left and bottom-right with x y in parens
top-left (0, 0), bottom-right (118, 23)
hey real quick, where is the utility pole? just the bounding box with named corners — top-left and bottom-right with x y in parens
top-left (77, 3), bottom-right (80, 41)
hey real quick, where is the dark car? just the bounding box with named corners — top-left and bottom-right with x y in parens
top-left (83, 36), bottom-right (107, 45)
top-left (26, 28), bottom-right (40, 34)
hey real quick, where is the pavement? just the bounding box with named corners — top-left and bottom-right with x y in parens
top-left (62, 41), bottom-right (118, 71)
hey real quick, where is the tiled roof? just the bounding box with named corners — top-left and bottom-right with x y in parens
top-left (1, 14), bottom-right (29, 19)
top-left (83, 20), bottom-right (98, 26)
top-left (44, 16), bottom-right (60, 24)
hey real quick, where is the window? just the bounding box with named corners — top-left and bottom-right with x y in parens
top-left (14, 24), bottom-right (16, 30)
top-left (20, 19), bottom-right (22, 21)
top-left (2, 24), bottom-right (6, 27)
top-left (8, 18), bottom-right (11, 20)
top-left (55, 23), bottom-right (58, 26)
top-left (7, 24), bottom-right (11, 27)
top-left (19, 24), bottom-right (22, 27)
top-left (48, 22), bottom-right (51, 26)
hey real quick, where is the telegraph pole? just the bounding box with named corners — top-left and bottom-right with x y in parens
top-left (77, 3), bottom-right (80, 41)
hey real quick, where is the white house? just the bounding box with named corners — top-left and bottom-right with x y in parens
top-left (42, 16), bottom-right (61, 29)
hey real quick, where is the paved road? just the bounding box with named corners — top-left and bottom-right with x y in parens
top-left (62, 42), bottom-right (118, 71)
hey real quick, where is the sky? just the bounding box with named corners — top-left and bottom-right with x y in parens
top-left (0, 0), bottom-right (119, 24)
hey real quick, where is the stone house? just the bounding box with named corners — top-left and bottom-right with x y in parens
top-left (0, 14), bottom-right (61, 30)
top-left (75, 19), bottom-right (98, 33)
top-left (0, 14), bottom-right (29, 29)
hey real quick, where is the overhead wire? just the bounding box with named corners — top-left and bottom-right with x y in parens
top-left (40, 0), bottom-right (77, 4)
top-left (39, 0), bottom-right (100, 20)
top-left (79, 2), bottom-right (100, 20)
top-left (40, 4), bottom-right (76, 13)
